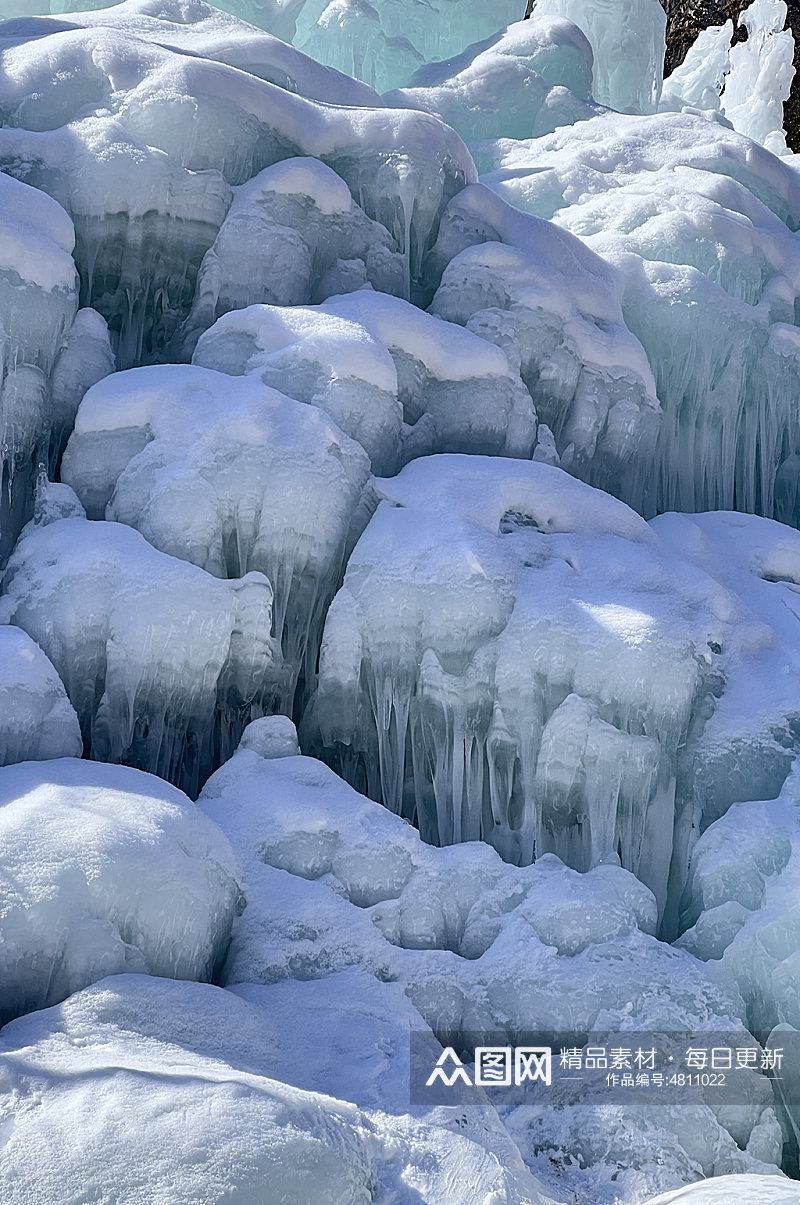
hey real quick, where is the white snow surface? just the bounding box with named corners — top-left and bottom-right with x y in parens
top-left (0, 972), bottom-right (554, 1205)
top-left (197, 720), bottom-right (782, 1203)
top-left (0, 758), bottom-right (240, 1024)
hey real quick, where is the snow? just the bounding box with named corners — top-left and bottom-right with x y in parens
top-left (197, 719), bottom-right (782, 1202)
top-left (0, 758), bottom-right (239, 1024)
top-left (0, 626), bottom-right (82, 765)
top-left (0, 0), bottom-right (475, 364)
top-left (383, 19), bottom-right (597, 144)
top-left (479, 109), bottom-right (800, 519)
top-left (0, 517), bottom-right (277, 795)
top-left (0, 973), bottom-right (554, 1205)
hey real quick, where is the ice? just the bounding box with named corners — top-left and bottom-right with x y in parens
top-left (427, 182), bottom-right (660, 511)
top-left (479, 110), bottom-right (800, 519)
top-left (60, 363), bottom-right (369, 710)
top-left (659, 2), bottom-right (796, 157)
top-left (293, 0), bottom-right (524, 93)
top-left (0, 973), bottom-right (552, 1205)
top-left (194, 292), bottom-right (538, 471)
top-left (383, 18), bottom-right (597, 144)
top-left (659, 21), bottom-right (735, 114)
top-left (0, 626), bottom-right (82, 766)
top-left (0, 758), bottom-right (239, 1024)
top-left (0, 0), bottom-right (475, 364)
top-left (306, 457), bottom-right (800, 923)
top-left (0, 170), bottom-right (83, 550)
top-left (197, 720), bottom-right (781, 1202)
top-left (677, 767), bottom-right (800, 1039)
top-left (0, 517), bottom-right (277, 795)
top-left (193, 303), bottom-right (404, 474)
top-left (178, 157), bottom-right (405, 357)
top-left (531, 0), bottom-right (667, 114)
top-left (721, 0), bottom-right (796, 157)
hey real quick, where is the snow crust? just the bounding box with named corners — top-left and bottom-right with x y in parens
top-left (0, 759), bottom-right (240, 1024)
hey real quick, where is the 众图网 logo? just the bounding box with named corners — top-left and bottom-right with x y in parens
top-left (425, 1046), bottom-right (552, 1088)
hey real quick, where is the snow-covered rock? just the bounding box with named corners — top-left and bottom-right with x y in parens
top-left (0, 759), bottom-right (240, 1024)
top-left (0, 518), bottom-right (276, 794)
top-left (0, 626), bottom-right (82, 766)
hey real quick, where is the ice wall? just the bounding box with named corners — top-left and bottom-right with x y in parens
top-left (532, 0), bottom-right (667, 114)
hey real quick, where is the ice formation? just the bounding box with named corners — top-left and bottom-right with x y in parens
top-left (0, 626), bottom-right (82, 765)
top-left (197, 720), bottom-right (783, 1201)
top-left (0, 170), bottom-right (111, 549)
top-left (0, 972), bottom-right (551, 1205)
top-left (0, 759), bottom-right (239, 1024)
top-left (61, 363), bottom-right (369, 707)
top-left (428, 183), bottom-right (660, 508)
top-left (383, 18), bottom-right (597, 144)
top-left (0, 517), bottom-right (277, 793)
top-left (307, 458), bottom-right (800, 924)
top-left (480, 110), bottom-right (800, 519)
top-left (0, 0), bottom-right (475, 364)
top-left (532, 0), bottom-right (666, 114)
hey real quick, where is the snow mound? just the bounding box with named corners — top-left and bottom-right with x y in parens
top-left (0, 0), bottom-right (475, 364)
top-left (0, 759), bottom-right (239, 1024)
top-left (644, 1175), bottom-right (800, 1204)
top-left (61, 364), bottom-right (369, 710)
top-left (480, 109), bottom-right (800, 521)
top-left (0, 626), bottom-right (82, 766)
top-left (194, 291), bottom-right (538, 470)
top-left (179, 157), bottom-right (406, 357)
top-left (383, 18), bottom-right (597, 144)
top-left (428, 183), bottom-right (660, 511)
top-left (0, 518), bottom-right (277, 794)
top-left (198, 724), bottom-right (781, 1202)
top-left (307, 458), bottom-right (800, 925)
top-left (0, 973), bottom-right (552, 1205)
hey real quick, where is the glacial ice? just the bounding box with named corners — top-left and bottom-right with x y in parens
top-left (60, 363), bottom-right (370, 709)
top-left (0, 973), bottom-right (553, 1205)
top-left (0, 758), bottom-right (239, 1024)
top-left (198, 719), bottom-right (783, 1202)
top-left (0, 626), bottom-right (82, 765)
top-left (480, 109), bottom-right (800, 519)
top-left (0, 516), bottom-right (277, 793)
top-left (531, 0), bottom-right (666, 114)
